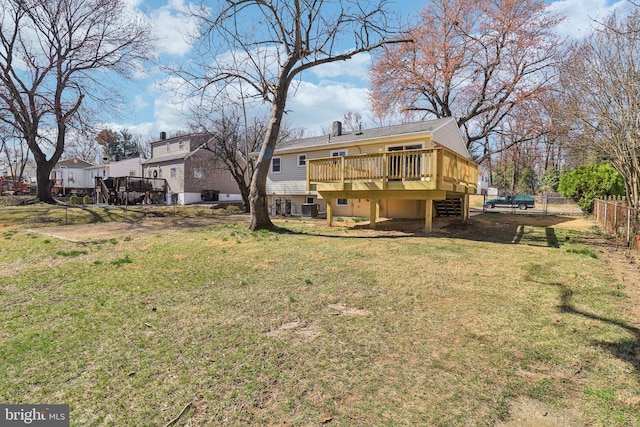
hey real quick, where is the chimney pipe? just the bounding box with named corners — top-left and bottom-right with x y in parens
top-left (160, 131), bottom-right (166, 140)
top-left (331, 121), bottom-right (342, 137)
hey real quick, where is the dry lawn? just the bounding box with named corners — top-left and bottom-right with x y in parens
top-left (1, 210), bottom-right (639, 426)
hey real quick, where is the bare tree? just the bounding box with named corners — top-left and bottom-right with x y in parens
top-left (190, 88), bottom-right (305, 212)
top-left (64, 130), bottom-right (102, 164)
top-left (0, 0), bottom-right (154, 202)
top-left (193, 110), bottom-right (263, 213)
top-left (562, 10), bottom-right (640, 208)
top-left (369, 0), bottom-right (565, 160)
top-left (340, 112), bottom-right (363, 133)
top-left (0, 128), bottom-right (30, 181)
top-left (185, 0), bottom-right (405, 230)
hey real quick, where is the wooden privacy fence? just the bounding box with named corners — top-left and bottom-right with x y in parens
top-left (594, 199), bottom-right (640, 249)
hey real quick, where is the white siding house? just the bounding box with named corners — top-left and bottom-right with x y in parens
top-left (51, 158), bottom-right (94, 194)
top-left (264, 118), bottom-right (478, 230)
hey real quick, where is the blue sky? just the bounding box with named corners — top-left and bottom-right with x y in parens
top-left (108, 0), bottom-right (631, 142)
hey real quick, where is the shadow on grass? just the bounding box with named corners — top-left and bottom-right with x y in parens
top-left (551, 282), bottom-right (640, 375)
top-left (274, 213), bottom-right (583, 246)
top-left (560, 285), bottom-right (640, 374)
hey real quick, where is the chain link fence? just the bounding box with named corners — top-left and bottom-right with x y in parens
top-left (594, 198), bottom-right (640, 249)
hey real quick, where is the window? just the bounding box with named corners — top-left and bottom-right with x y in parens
top-left (170, 168), bottom-right (177, 178)
top-left (298, 154), bottom-right (307, 167)
top-left (166, 142), bottom-right (170, 152)
top-left (194, 167), bottom-right (204, 179)
top-left (129, 170), bottom-right (136, 176)
top-left (158, 169), bottom-right (163, 178)
top-left (68, 172), bottom-right (74, 183)
top-left (102, 170), bottom-right (106, 177)
top-left (306, 197), bottom-right (314, 204)
top-left (337, 198), bottom-right (348, 206)
top-left (178, 140), bottom-right (184, 150)
top-left (272, 157), bottom-right (281, 173)
top-left (332, 150), bottom-right (347, 157)
top-left (147, 169), bottom-right (152, 178)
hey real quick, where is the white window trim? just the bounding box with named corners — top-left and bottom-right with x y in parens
top-left (298, 153), bottom-right (307, 167)
top-left (337, 198), bottom-right (348, 206)
top-left (386, 143), bottom-right (423, 151)
top-left (272, 157), bottom-right (282, 173)
top-left (331, 149), bottom-right (348, 157)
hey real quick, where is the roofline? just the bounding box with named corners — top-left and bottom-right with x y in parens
top-left (270, 128), bottom-right (435, 156)
top-left (149, 132), bottom-right (205, 146)
top-left (252, 117), bottom-right (458, 156)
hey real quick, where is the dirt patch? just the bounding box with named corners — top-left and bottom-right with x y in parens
top-left (265, 320), bottom-right (319, 340)
top-left (24, 215), bottom-right (250, 242)
top-left (327, 303), bottom-right (370, 317)
top-left (497, 397), bottom-right (590, 427)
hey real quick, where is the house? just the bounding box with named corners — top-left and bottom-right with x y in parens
top-left (266, 117), bottom-right (478, 231)
top-left (1, 159), bottom-right (37, 185)
top-left (142, 132), bottom-right (241, 205)
top-left (477, 165), bottom-right (490, 195)
top-left (86, 157), bottom-right (143, 184)
top-left (51, 158), bottom-right (94, 195)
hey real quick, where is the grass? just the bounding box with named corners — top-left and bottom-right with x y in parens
top-left (0, 210), bottom-right (639, 426)
top-left (0, 202), bottom-right (230, 229)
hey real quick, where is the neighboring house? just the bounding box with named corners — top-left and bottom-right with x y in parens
top-left (51, 158), bottom-right (94, 195)
top-left (1, 160), bottom-right (37, 185)
top-left (266, 117), bottom-right (478, 231)
top-left (142, 132), bottom-right (241, 205)
top-left (86, 157), bottom-right (143, 184)
top-left (477, 165), bottom-right (490, 195)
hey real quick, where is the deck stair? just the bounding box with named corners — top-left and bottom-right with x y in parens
top-left (434, 198), bottom-right (462, 217)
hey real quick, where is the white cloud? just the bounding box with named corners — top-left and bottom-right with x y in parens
top-left (134, 95), bottom-right (149, 110)
top-left (149, 1), bottom-right (198, 56)
top-left (286, 80), bottom-right (372, 136)
top-left (547, 0), bottom-right (631, 38)
top-left (310, 52), bottom-right (372, 80)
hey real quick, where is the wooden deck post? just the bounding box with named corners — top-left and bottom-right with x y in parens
top-left (369, 199), bottom-right (379, 229)
top-left (326, 199), bottom-right (333, 226)
top-left (462, 194), bottom-right (469, 220)
top-left (425, 198), bottom-right (433, 232)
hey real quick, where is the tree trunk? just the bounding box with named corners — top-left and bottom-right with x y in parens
top-left (35, 159), bottom-right (56, 203)
top-left (239, 181), bottom-right (251, 213)
top-left (247, 70), bottom-right (291, 231)
top-left (28, 130), bottom-right (64, 204)
top-left (248, 184), bottom-right (272, 230)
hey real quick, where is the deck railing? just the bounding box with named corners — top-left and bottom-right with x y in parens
top-left (307, 147), bottom-right (478, 193)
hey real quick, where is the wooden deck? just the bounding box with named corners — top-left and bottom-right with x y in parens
top-left (306, 147), bottom-right (478, 231)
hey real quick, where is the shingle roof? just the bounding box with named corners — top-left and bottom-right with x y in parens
top-left (56, 158), bottom-right (94, 168)
top-left (275, 117), bottom-right (454, 152)
top-left (142, 152), bottom-right (192, 165)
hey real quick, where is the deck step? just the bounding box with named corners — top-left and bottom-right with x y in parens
top-left (434, 199), bottom-right (462, 217)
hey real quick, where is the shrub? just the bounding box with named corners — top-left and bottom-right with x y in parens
top-left (83, 195), bottom-right (90, 205)
top-left (539, 168), bottom-right (560, 192)
top-left (69, 195), bottom-right (79, 205)
top-left (558, 163), bottom-right (625, 212)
